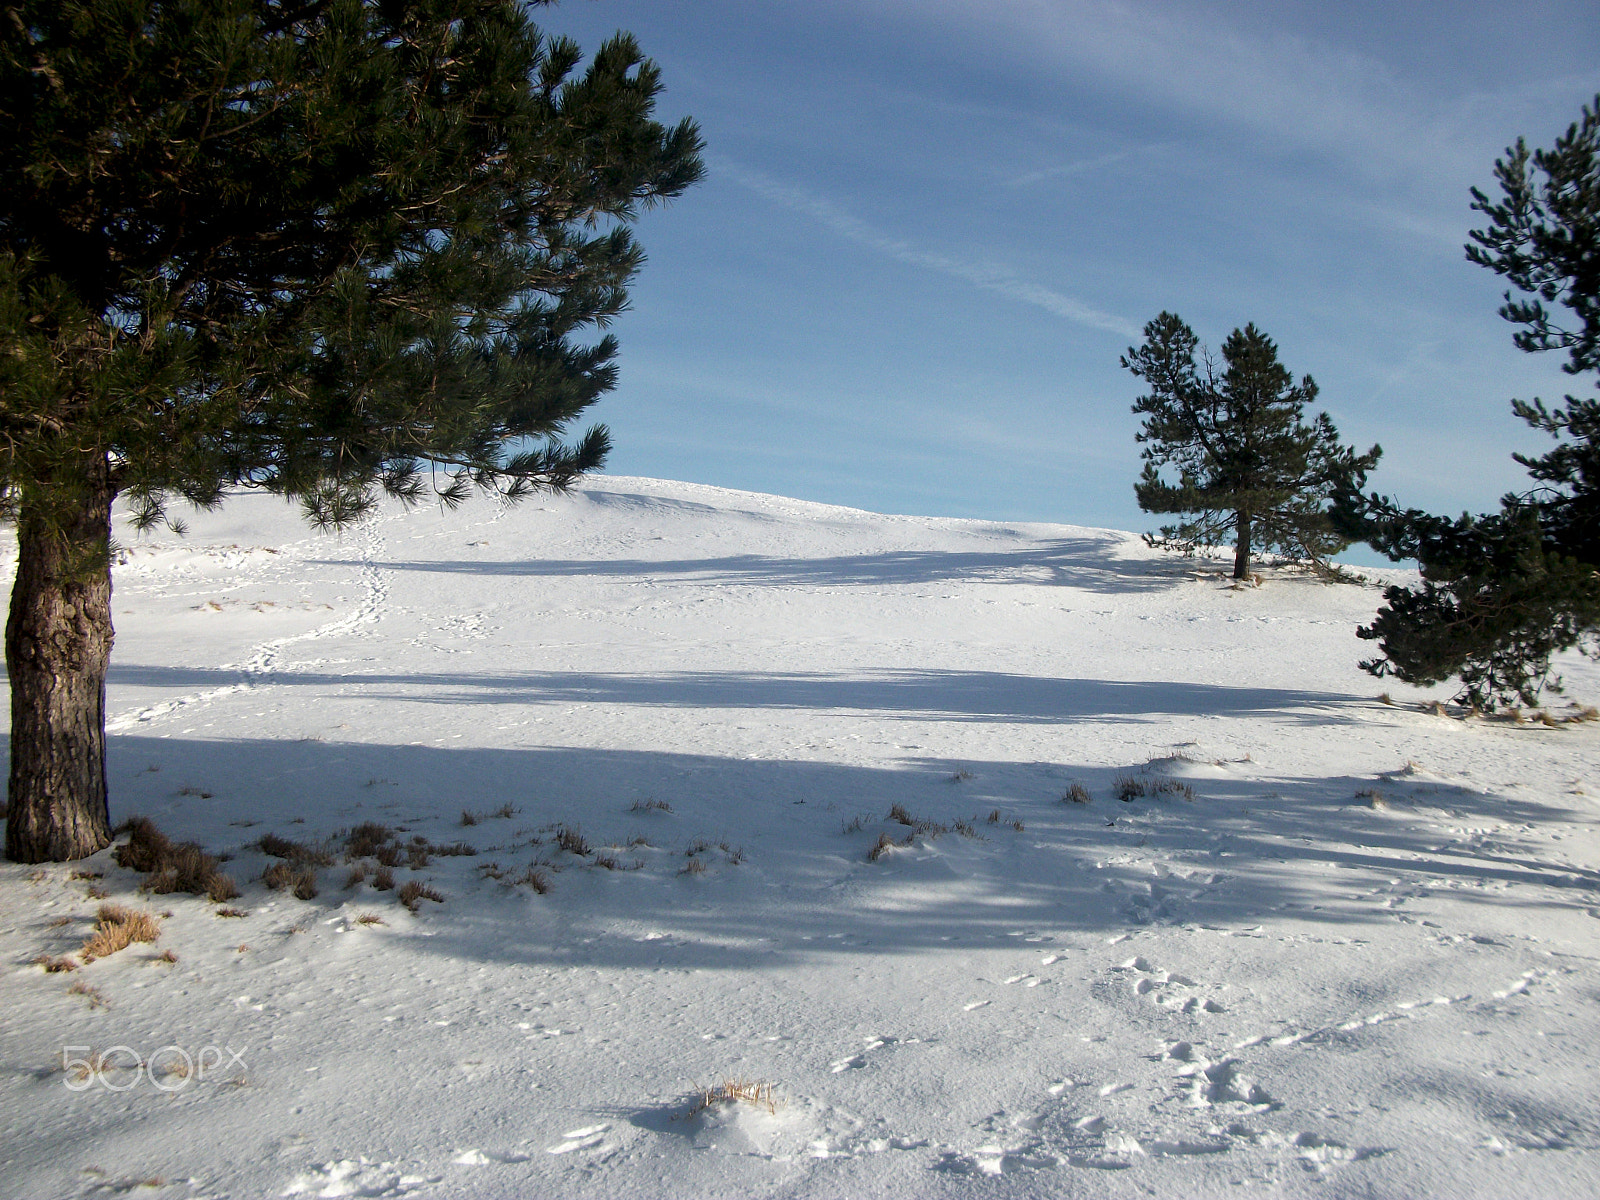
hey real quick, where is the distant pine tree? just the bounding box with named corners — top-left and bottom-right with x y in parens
top-left (1123, 313), bottom-right (1380, 579)
top-left (0, 1), bottom-right (702, 861)
top-left (1333, 96), bottom-right (1600, 709)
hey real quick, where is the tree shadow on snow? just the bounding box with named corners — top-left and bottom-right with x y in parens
top-left (311, 535), bottom-right (1190, 595)
top-left (106, 664), bottom-right (1359, 728)
top-left (87, 735), bottom-right (1600, 974)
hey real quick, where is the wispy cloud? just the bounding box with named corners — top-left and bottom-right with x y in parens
top-left (850, 0), bottom-right (1600, 191)
top-left (713, 155), bottom-right (1140, 339)
top-left (1006, 144), bottom-right (1169, 189)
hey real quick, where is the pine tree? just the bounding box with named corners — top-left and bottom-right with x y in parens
top-left (1333, 96), bottom-right (1600, 709)
top-left (0, 0), bottom-right (703, 861)
top-left (1123, 313), bottom-right (1380, 579)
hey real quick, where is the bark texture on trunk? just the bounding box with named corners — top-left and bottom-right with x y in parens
top-left (1233, 510), bottom-right (1253, 580)
top-left (5, 463), bottom-right (116, 862)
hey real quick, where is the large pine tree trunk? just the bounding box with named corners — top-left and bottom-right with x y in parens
top-left (1233, 510), bottom-right (1253, 580)
top-left (4, 462), bottom-right (116, 863)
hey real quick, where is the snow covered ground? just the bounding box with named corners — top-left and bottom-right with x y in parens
top-left (3, 475), bottom-right (1598, 1198)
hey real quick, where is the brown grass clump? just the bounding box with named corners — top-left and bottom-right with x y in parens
top-left (355, 913), bottom-right (386, 926)
top-left (256, 833), bottom-right (332, 867)
top-left (343, 822), bottom-right (394, 860)
top-left (261, 861), bottom-right (318, 900)
top-left (113, 816), bottom-right (239, 902)
top-left (397, 881), bottom-right (444, 912)
top-left (373, 842), bottom-right (403, 868)
top-left (372, 866), bottom-right (396, 891)
top-left (554, 825), bottom-right (591, 857)
top-left (68, 980), bottom-right (109, 1009)
top-left (1064, 783), bottom-right (1092, 804)
top-left (867, 832), bottom-right (911, 862)
top-left (517, 867), bottom-right (551, 894)
top-left (79, 904), bottom-right (161, 962)
top-left (406, 842), bottom-right (431, 870)
top-left (1114, 774), bottom-right (1194, 802)
top-left (155, 949), bottom-right (178, 964)
top-left (432, 841), bottom-right (476, 857)
top-left (630, 798), bottom-right (672, 814)
top-left (215, 906), bottom-right (248, 918)
top-left (679, 857), bottom-right (709, 876)
top-left (459, 809), bottom-right (480, 827)
top-left (35, 954), bottom-right (78, 973)
top-left (344, 864), bottom-right (368, 889)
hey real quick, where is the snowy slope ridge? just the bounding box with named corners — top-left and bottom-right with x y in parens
top-left (2, 475), bottom-right (1598, 1199)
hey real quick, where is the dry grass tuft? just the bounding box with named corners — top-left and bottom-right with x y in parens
top-left (397, 880), bottom-right (444, 912)
top-left (630, 798), bottom-right (673, 814)
top-left (554, 825), bottom-right (591, 857)
top-left (948, 768), bottom-right (974, 783)
top-left (35, 954), bottom-right (78, 973)
top-left (405, 842), bottom-right (431, 870)
top-left (372, 866), bottom-right (396, 891)
top-left (679, 857), bottom-right (709, 876)
top-left (261, 861), bottom-right (318, 900)
top-left (489, 802), bottom-right (520, 819)
top-left (155, 949), bottom-right (178, 964)
top-left (355, 912), bottom-right (386, 926)
top-left (517, 867), bottom-right (551, 894)
top-left (459, 809), bottom-right (480, 827)
top-left (432, 840), bottom-right (477, 857)
top-left (79, 904), bottom-right (162, 962)
top-left (344, 864), bottom-right (368, 889)
top-left (257, 832), bottom-right (333, 866)
top-left (343, 822), bottom-right (394, 860)
top-left (1064, 783), bottom-right (1092, 804)
top-left (113, 816), bottom-right (238, 902)
top-left (373, 842), bottom-right (403, 868)
top-left (690, 1078), bottom-right (779, 1117)
top-left (215, 906), bottom-right (248, 918)
top-left (1114, 773), bottom-right (1195, 802)
top-left (867, 831), bottom-right (912, 862)
top-left (68, 980), bottom-right (109, 1009)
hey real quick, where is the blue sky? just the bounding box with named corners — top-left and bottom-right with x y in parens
top-left (544, 0), bottom-right (1600, 552)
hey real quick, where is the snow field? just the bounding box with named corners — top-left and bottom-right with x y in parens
top-left (2, 477), bottom-right (1598, 1197)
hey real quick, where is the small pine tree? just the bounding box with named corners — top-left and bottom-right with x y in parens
top-left (1334, 95), bottom-right (1600, 709)
top-left (1123, 313), bottom-right (1380, 579)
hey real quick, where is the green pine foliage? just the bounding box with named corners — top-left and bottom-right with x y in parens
top-left (1123, 313), bottom-right (1380, 579)
top-left (0, 0), bottom-right (702, 860)
top-left (1334, 96), bottom-right (1600, 709)
top-left (0, 0), bottom-right (703, 530)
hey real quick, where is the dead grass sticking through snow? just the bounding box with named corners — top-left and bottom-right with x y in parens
top-left (79, 904), bottom-right (161, 962)
top-left (689, 1078), bottom-right (780, 1117)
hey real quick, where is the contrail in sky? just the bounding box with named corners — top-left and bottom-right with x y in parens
top-left (714, 156), bottom-right (1140, 340)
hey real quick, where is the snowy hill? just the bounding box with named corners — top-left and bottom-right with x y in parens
top-left (3, 476), bottom-right (1598, 1198)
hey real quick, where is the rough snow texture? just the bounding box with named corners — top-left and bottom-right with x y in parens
top-left (2, 476), bottom-right (1598, 1198)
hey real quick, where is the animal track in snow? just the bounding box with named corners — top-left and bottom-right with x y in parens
top-left (830, 1035), bottom-right (898, 1073)
top-left (109, 520), bottom-right (391, 730)
top-left (281, 1158), bottom-right (441, 1196)
top-left (1113, 955), bottom-right (1227, 1013)
top-left (546, 1123), bottom-right (611, 1154)
top-left (1234, 989), bottom-right (1471, 1048)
